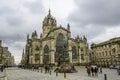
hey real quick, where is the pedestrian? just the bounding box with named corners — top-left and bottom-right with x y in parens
top-left (94, 67), bottom-right (98, 76)
top-left (86, 66), bottom-right (91, 76)
top-left (91, 67), bottom-right (94, 76)
top-left (1, 66), bottom-right (3, 72)
top-left (45, 65), bottom-right (47, 73)
top-left (99, 66), bottom-right (102, 74)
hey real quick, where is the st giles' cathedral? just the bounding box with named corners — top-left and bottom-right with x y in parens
top-left (21, 10), bottom-right (89, 66)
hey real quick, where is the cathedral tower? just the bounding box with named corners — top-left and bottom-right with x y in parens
top-left (42, 9), bottom-right (57, 38)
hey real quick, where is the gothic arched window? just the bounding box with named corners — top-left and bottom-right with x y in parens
top-left (56, 33), bottom-right (65, 53)
top-left (56, 33), bottom-right (65, 63)
top-left (72, 46), bottom-right (77, 59)
top-left (43, 45), bottom-right (49, 65)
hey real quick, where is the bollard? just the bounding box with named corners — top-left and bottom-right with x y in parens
top-left (41, 67), bottom-right (42, 73)
top-left (64, 72), bottom-right (66, 78)
top-left (104, 74), bottom-right (107, 80)
top-left (56, 72), bottom-right (58, 76)
top-left (50, 70), bottom-right (51, 75)
top-left (38, 69), bottom-right (39, 72)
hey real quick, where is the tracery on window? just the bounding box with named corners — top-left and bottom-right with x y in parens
top-left (43, 45), bottom-right (49, 64)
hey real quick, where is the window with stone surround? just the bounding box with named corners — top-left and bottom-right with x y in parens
top-left (72, 46), bottom-right (77, 59)
top-left (43, 45), bottom-right (49, 65)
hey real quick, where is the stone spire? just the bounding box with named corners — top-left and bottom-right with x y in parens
top-left (0, 40), bottom-right (2, 46)
top-left (67, 23), bottom-right (70, 31)
top-left (43, 9), bottom-right (57, 26)
top-left (48, 9), bottom-right (51, 16)
top-left (27, 34), bottom-right (29, 40)
top-left (22, 49), bottom-right (24, 57)
top-left (32, 30), bottom-right (38, 39)
top-left (40, 33), bottom-right (42, 38)
top-left (83, 35), bottom-right (87, 41)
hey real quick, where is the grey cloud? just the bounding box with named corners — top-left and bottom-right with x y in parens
top-left (68, 0), bottom-right (120, 40)
top-left (0, 6), bottom-right (25, 27)
top-left (0, 7), bottom-right (14, 16)
top-left (6, 16), bottom-right (24, 26)
top-left (69, 0), bottom-right (120, 26)
top-left (24, 0), bottom-right (44, 14)
top-left (0, 33), bottom-right (26, 43)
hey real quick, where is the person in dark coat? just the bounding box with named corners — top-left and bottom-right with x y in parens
top-left (91, 67), bottom-right (94, 76)
top-left (86, 66), bottom-right (91, 76)
top-left (1, 66), bottom-right (3, 72)
top-left (94, 67), bottom-right (98, 76)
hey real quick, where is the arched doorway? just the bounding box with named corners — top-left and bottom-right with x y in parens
top-left (43, 45), bottom-right (49, 65)
top-left (56, 33), bottom-right (65, 66)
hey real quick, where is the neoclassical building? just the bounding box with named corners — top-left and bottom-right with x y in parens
top-left (0, 40), bottom-right (15, 66)
top-left (22, 10), bottom-right (89, 66)
top-left (90, 37), bottom-right (120, 67)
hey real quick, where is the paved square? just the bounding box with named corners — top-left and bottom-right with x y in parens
top-left (5, 67), bottom-right (120, 80)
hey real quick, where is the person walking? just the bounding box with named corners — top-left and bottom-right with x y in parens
top-left (86, 66), bottom-right (91, 76)
top-left (1, 65), bottom-right (3, 72)
top-left (91, 67), bottom-right (94, 76)
top-left (94, 67), bottom-right (98, 76)
top-left (99, 66), bottom-right (102, 74)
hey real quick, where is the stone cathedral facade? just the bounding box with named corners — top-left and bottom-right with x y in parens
top-left (21, 10), bottom-right (89, 66)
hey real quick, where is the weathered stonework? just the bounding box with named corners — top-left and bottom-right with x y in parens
top-left (0, 40), bottom-right (15, 66)
top-left (22, 10), bottom-right (89, 66)
top-left (90, 37), bottom-right (120, 67)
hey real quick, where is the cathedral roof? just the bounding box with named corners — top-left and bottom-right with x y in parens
top-left (45, 26), bottom-right (70, 38)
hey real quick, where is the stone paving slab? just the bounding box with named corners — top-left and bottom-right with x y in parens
top-left (6, 67), bottom-right (120, 80)
top-left (0, 70), bottom-right (7, 80)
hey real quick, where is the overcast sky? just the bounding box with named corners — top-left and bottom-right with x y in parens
top-left (0, 0), bottom-right (120, 64)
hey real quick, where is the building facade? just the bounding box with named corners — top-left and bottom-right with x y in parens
top-left (0, 40), bottom-right (3, 64)
top-left (0, 40), bottom-right (15, 66)
top-left (90, 37), bottom-right (120, 67)
top-left (22, 10), bottom-right (89, 66)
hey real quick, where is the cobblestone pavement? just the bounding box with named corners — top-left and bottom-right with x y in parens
top-left (6, 67), bottom-right (120, 80)
top-left (0, 70), bottom-right (7, 80)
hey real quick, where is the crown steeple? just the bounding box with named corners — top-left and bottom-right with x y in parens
top-left (42, 9), bottom-right (57, 38)
top-left (43, 9), bottom-right (57, 26)
top-left (48, 9), bottom-right (51, 15)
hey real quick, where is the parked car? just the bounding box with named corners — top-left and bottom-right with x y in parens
top-left (109, 65), bottom-right (120, 69)
top-left (117, 67), bottom-right (120, 75)
top-left (115, 65), bottom-right (120, 69)
top-left (109, 65), bottom-right (115, 69)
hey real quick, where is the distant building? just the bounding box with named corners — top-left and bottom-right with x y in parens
top-left (0, 40), bottom-right (3, 64)
top-left (0, 40), bottom-right (15, 66)
top-left (22, 10), bottom-right (89, 66)
top-left (90, 37), bottom-right (120, 67)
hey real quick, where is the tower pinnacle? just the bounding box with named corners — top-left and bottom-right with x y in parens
top-left (49, 9), bottom-right (51, 15)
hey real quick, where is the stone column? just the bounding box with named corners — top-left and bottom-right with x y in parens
top-left (51, 51), bottom-right (55, 64)
top-left (68, 50), bottom-right (72, 63)
top-left (40, 49), bottom-right (43, 65)
top-left (50, 39), bottom-right (55, 64)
